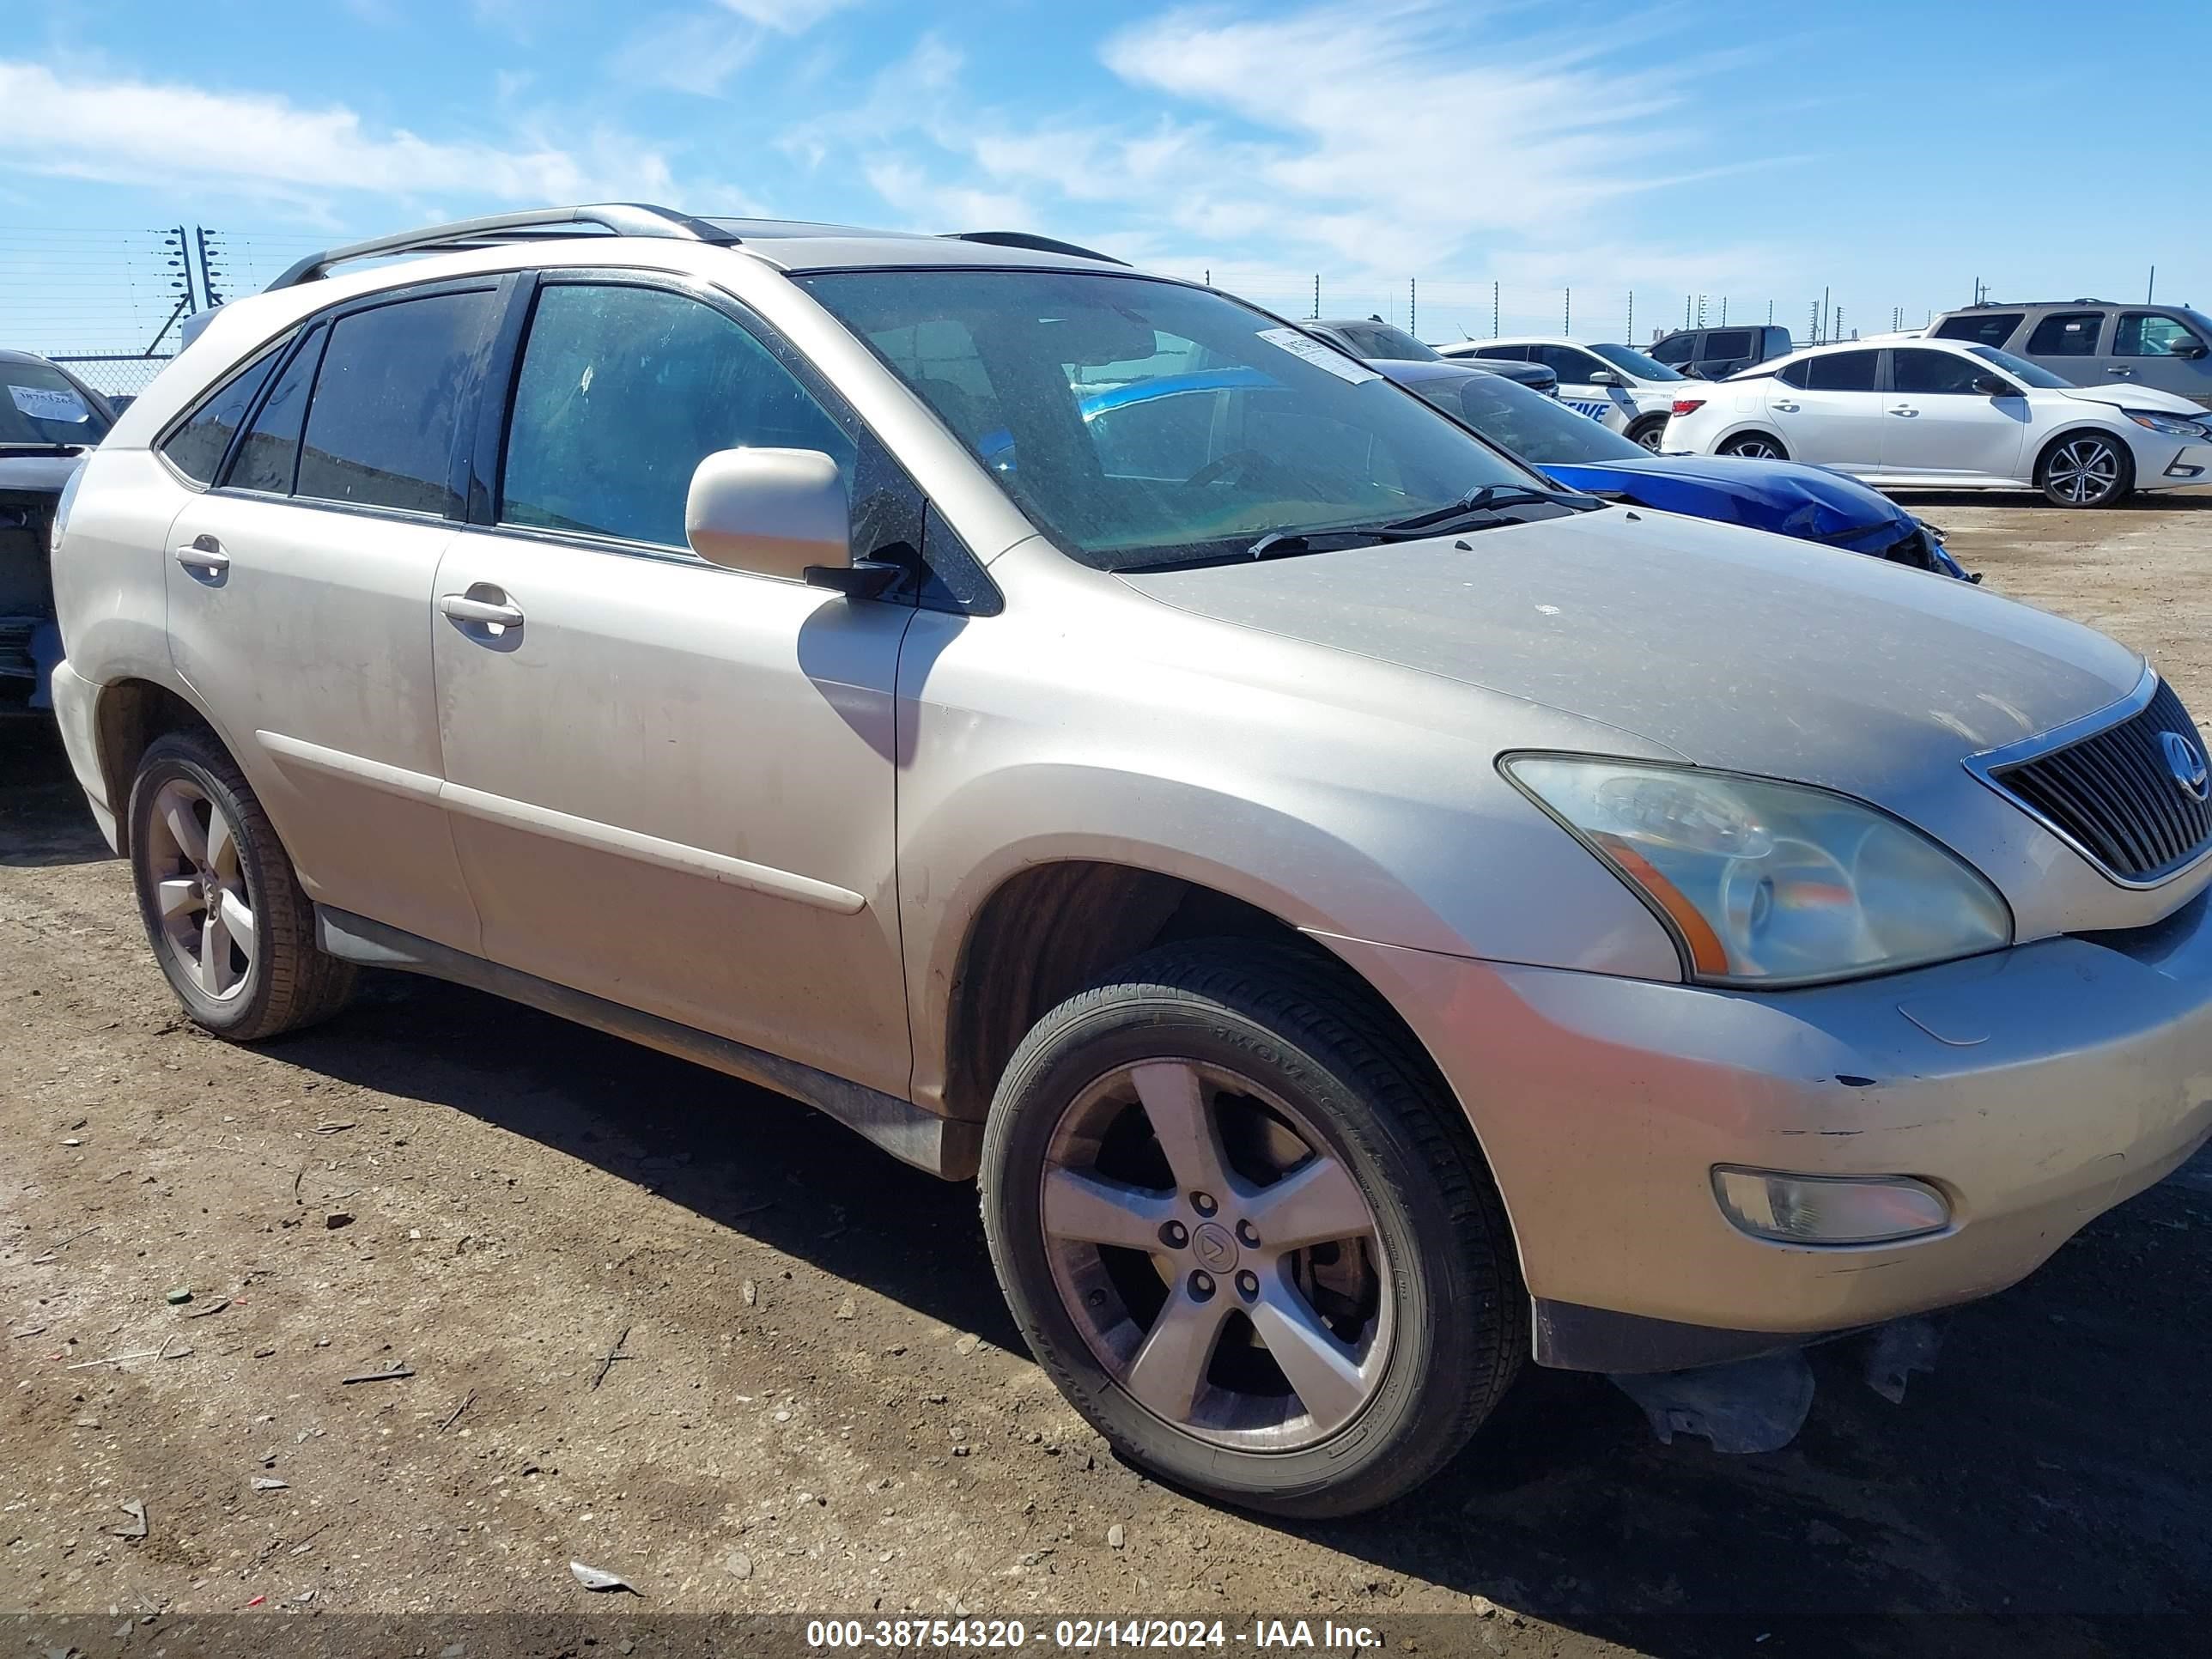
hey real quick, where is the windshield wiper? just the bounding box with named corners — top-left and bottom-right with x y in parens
top-left (1374, 483), bottom-right (1598, 537)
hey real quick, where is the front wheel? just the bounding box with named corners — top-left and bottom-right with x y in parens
top-left (979, 941), bottom-right (1524, 1518)
top-left (2039, 432), bottom-right (2133, 507)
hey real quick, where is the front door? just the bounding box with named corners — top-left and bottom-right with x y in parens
top-left (1880, 348), bottom-right (2029, 480)
top-left (431, 277), bottom-right (915, 1097)
top-left (165, 283), bottom-right (502, 953)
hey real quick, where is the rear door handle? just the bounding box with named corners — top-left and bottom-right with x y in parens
top-left (173, 538), bottom-right (229, 576)
top-left (1771, 399), bottom-right (1801, 412)
top-left (1888, 404), bottom-right (1919, 416)
top-left (2106, 367), bottom-right (2136, 377)
top-left (439, 593), bottom-right (526, 629)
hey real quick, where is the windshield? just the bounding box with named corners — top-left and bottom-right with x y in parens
top-left (1588, 343), bottom-right (1685, 382)
top-left (1407, 371), bottom-right (1647, 465)
top-left (799, 270), bottom-right (1547, 571)
top-left (1322, 321), bottom-right (1441, 362)
top-left (1968, 345), bottom-right (2071, 389)
top-left (1, 361), bottom-right (111, 446)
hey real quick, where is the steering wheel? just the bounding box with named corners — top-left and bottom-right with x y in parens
top-left (1182, 448), bottom-right (1301, 490)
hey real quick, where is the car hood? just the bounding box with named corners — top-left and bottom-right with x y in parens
top-left (1121, 508), bottom-right (2143, 795)
top-left (0, 452), bottom-right (88, 495)
top-left (2055, 382), bottom-right (2206, 416)
top-left (1538, 456), bottom-right (1916, 552)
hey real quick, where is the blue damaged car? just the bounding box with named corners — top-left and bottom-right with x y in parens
top-left (1376, 358), bottom-right (1972, 580)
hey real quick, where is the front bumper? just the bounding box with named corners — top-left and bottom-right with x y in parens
top-left (2148, 440), bottom-right (2212, 487)
top-left (1323, 893), bottom-right (2212, 1370)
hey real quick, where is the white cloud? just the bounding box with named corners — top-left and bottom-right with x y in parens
top-left (616, 12), bottom-right (768, 96)
top-left (0, 59), bottom-right (683, 209)
top-left (716, 0), bottom-right (859, 31)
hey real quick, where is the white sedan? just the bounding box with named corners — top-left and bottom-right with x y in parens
top-left (1437, 336), bottom-right (1685, 448)
top-left (1663, 338), bottom-right (2212, 507)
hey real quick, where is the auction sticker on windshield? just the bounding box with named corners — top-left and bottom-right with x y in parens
top-left (1256, 328), bottom-right (1380, 386)
top-left (9, 384), bottom-right (90, 423)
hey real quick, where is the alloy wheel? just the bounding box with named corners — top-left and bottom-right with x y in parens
top-left (144, 778), bottom-right (256, 1000)
top-left (1726, 436), bottom-right (1780, 459)
top-left (1634, 424), bottom-right (1666, 452)
top-left (2047, 438), bottom-right (2122, 505)
top-left (1039, 1058), bottom-right (1392, 1451)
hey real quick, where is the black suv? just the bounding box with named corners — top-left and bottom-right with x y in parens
top-left (2, 349), bottom-right (113, 715)
top-left (1306, 318), bottom-right (1559, 396)
top-left (1647, 324), bottom-right (1792, 380)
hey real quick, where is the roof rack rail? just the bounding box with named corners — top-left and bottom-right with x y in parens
top-left (941, 230), bottom-right (1129, 267)
top-left (266, 204), bottom-right (739, 292)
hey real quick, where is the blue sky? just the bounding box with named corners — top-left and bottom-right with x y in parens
top-left (4, 0), bottom-right (2210, 354)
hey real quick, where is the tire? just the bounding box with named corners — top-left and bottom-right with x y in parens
top-left (2037, 430), bottom-right (2133, 507)
top-left (979, 939), bottom-right (1524, 1518)
top-left (1718, 431), bottom-right (1787, 460)
top-left (126, 729), bottom-right (356, 1041)
top-left (1626, 416), bottom-right (1669, 453)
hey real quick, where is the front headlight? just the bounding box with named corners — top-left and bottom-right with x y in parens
top-left (1504, 757), bottom-right (2012, 985)
top-left (2126, 410), bottom-right (2209, 437)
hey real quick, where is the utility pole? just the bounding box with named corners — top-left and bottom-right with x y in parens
top-left (1564, 288), bottom-right (1571, 332)
top-left (1821, 285), bottom-right (1831, 344)
top-left (1310, 274), bottom-right (1320, 320)
top-left (2148, 264), bottom-right (2157, 303)
top-left (1720, 296), bottom-right (1728, 325)
top-left (1626, 291), bottom-right (1633, 343)
top-left (1766, 299), bottom-right (1773, 325)
top-left (1695, 293), bottom-right (1706, 327)
top-left (1492, 281), bottom-right (1498, 337)
top-left (195, 227), bottom-right (228, 308)
top-left (1408, 276), bottom-right (1417, 338)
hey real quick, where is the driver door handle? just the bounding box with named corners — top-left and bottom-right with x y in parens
top-left (2106, 367), bottom-right (2136, 377)
top-left (173, 538), bottom-right (229, 575)
top-left (439, 593), bottom-right (525, 629)
top-left (1888, 404), bottom-right (1919, 416)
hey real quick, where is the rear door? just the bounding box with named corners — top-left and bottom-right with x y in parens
top-left (2021, 309), bottom-right (2106, 386)
top-left (1881, 347), bottom-right (2029, 479)
top-left (429, 274), bottom-right (918, 1096)
top-left (1768, 348), bottom-right (1883, 470)
top-left (162, 280), bottom-right (503, 952)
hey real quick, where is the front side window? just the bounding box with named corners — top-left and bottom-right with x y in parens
top-left (799, 269), bottom-right (1547, 572)
top-left (2114, 312), bottom-right (2206, 357)
top-left (2026, 311), bottom-right (2102, 357)
top-left (296, 289), bottom-right (495, 515)
top-left (1932, 312), bottom-right (2022, 348)
top-left (500, 283), bottom-right (855, 550)
top-left (161, 347), bottom-right (282, 483)
top-left (1802, 349), bottom-right (1879, 392)
top-left (1892, 349), bottom-right (1988, 395)
top-left (2, 360), bottom-right (112, 447)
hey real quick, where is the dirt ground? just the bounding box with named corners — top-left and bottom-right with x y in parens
top-left (6, 498), bottom-right (2212, 1658)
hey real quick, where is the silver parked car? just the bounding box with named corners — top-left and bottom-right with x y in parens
top-left (47, 206), bottom-right (2212, 1516)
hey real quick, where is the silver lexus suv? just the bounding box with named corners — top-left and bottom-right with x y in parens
top-left (48, 206), bottom-right (2212, 1516)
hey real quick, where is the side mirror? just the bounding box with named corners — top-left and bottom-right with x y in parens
top-left (1972, 374), bottom-right (2016, 397)
top-left (684, 447), bottom-right (894, 597)
top-left (2172, 340), bottom-right (2209, 361)
top-left (1588, 368), bottom-right (1621, 387)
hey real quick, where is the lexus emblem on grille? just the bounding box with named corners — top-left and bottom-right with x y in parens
top-left (2162, 730), bottom-right (2210, 802)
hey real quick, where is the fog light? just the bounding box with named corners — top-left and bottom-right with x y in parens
top-left (1712, 1167), bottom-right (1950, 1244)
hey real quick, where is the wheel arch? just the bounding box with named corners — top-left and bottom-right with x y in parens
top-left (92, 676), bottom-right (227, 858)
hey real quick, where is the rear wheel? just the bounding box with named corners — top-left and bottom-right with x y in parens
top-left (1718, 431), bottom-right (1787, 460)
top-left (979, 941), bottom-right (1523, 1518)
top-left (2038, 431), bottom-right (2133, 507)
top-left (1626, 416), bottom-right (1669, 452)
top-left (126, 730), bottom-right (355, 1041)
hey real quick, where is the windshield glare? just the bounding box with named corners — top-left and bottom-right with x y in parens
top-left (1589, 343), bottom-right (1684, 382)
top-left (1409, 372), bottom-right (1648, 465)
top-left (798, 270), bottom-right (1546, 570)
top-left (1, 362), bottom-right (110, 445)
top-left (1968, 345), bottom-right (2070, 389)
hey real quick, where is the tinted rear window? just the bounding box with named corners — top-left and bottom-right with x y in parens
top-left (229, 327), bottom-right (325, 495)
top-left (295, 290), bottom-right (494, 515)
top-left (1802, 349), bottom-right (1878, 392)
top-left (2026, 312), bottom-right (2102, 357)
top-left (161, 347), bottom-right (283, 483)
top-left (1933, 312), bottom-right (2022, 348)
